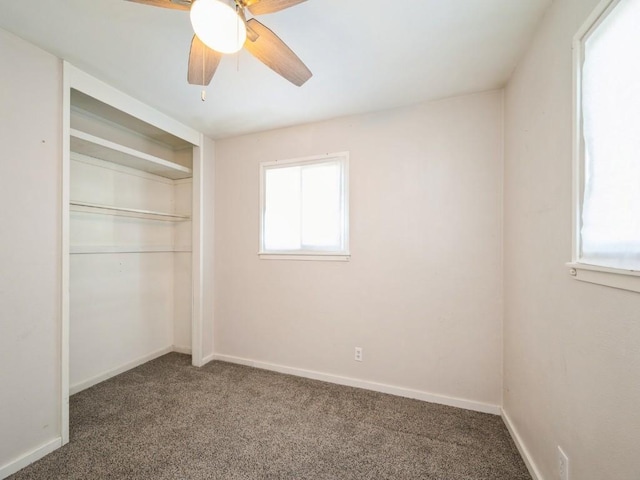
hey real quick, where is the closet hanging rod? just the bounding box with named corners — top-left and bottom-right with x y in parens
top-left (70, 201), bottom-right (191, 221)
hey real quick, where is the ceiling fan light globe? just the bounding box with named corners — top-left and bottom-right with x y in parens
top-left (190, 0), bottom-right (246, 54)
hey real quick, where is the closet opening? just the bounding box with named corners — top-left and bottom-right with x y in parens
top-left (61, 64), bottom-right (205, 445)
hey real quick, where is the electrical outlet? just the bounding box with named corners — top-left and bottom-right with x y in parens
top-left (558, 446), bottom-right (569, 480)
top-left (354, 347), bottom-right (363, 362)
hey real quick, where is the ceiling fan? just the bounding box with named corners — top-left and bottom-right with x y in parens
top-left (127, 0), bottom-right (312, 88)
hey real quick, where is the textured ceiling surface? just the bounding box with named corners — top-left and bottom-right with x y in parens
top-left (0, 0), bottom-right (551, 139)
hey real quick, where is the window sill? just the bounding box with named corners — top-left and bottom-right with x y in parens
top-left (566, 262), bottom-right (640, 293)
top-left (259, 252), bottom-right (350, 262)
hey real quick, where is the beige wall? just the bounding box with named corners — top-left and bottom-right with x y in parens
top-left (214, 91), bottom-right (504, 409)
top-left (503, 0), bottom-right (640, 478)
top-left (0, 29), bottom-right (62, 471)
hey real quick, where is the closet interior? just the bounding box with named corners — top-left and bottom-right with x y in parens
top-left (68, 88), bottom-right (196, 393)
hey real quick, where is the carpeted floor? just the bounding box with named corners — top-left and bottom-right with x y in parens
top-left (10, 353), bottom-right (531, 479)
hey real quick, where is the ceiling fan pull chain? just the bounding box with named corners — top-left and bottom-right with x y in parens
top-left (236, 3), bottom-right (241, 72)
top-left (201, 43), bottom-right (207, 102)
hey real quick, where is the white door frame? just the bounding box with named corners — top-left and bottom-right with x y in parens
top-left (60, 62), bottom-right (205, 444)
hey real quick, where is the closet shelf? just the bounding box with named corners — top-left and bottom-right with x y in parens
top-left (70, 245), bottom-right (192, 254)
top-left (70, 201), bottom-right (191, 222)
top-left (70, 128), bottom-right (192, 180)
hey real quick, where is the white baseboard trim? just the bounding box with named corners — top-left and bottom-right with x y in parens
top-left (172, 346), bottom-right (192, 355)
top-left (201, 352), bottom-right (215, 365)
top-left (502, 408), bottom-right (543, 480)
top-left (0, 437), bottom-right (62, 480)
top-left (69, 346), bottom-right (173, 395)
top-left (212, 353), bottom-right (501, 415)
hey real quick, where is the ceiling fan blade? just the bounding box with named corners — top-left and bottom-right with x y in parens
top-left (187, 35), bottom-right (223, 86)
top-left (125, 0), bottom-right (191, 11)
top-left (246, 0), bottom-right (307, 16)
top-left (243, 19), bottom-right (312, 86)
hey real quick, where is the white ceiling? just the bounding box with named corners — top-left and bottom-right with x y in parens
top-left (0, 0), bottom-right (551, 139)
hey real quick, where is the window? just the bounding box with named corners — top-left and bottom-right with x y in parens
top-left (570, 0), bottom-right (640, 292)
top-left (259, 152), bottom-right (349, 260)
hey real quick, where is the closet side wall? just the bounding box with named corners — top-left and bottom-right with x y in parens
top-left (0, 29), bottom-right (62, 474)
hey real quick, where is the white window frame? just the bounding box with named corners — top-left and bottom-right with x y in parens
top-left (569, 0), bottom-right (640, 293)
top-left (259, 152), bottom-right (350, 261)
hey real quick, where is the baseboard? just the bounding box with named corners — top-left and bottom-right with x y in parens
top-left (172, 348), bottom-right (214, 366)
top-left (201, 352), bottom-right (215, 365)
top-left (212, 353), bottom-right (501, 415)
top-left (502, 408), bottom-right (544, 480)
top-left (172, 346), bottom-right (192, 355)
top-left (0, 437), bottom-right (62, 479)
top-left (69, 346), bottom-right (173, 395)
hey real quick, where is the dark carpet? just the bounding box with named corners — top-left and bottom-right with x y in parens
top-left (10, 353), bottom-right (531, 479)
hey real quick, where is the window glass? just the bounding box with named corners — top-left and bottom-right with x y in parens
top-left (581, 0), bottom-right (640, 269)
top-left (301, 161), bottom-right (341, 249)
top-left (261, 154), bottom-right (348, 256)
top-left (264, 166), bottom-right (302, 251)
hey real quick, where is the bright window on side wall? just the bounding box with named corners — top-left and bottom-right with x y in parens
top-left (571, 0), bottom-right (640, 292)
top-left (259, 152), bottom-right (349, 261)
